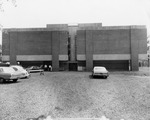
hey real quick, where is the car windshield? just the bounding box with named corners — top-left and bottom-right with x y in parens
top-left (2, 67), bottom-right (16, 73)
top-left (13, 66), bottom-right (24, 71)
top-left (94, 67), bottom-right (106, 71)
top-left (12, 67), bottom-right (18, 71)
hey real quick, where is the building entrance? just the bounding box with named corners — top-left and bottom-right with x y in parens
top-left (68, 25), bottom-right (78, 71)
top-left (69, 62), bottom-right (77, 71)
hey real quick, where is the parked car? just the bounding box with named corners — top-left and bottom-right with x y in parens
top-left (0, 62), bottom-right (10, 67)
top-left (26, 66), bottom-right (44, 73)
top-left (10, 65), bottom-right (30, 79)
top-left (0, 67), bottom-right (22, 83)
top-left (92, 66), bottom-right (109, 79)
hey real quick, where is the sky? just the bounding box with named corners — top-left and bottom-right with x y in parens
top-left (0, 0), bottom-right (150, 44)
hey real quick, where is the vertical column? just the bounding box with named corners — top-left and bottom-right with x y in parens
top-left (86, 30), bottom-right (93, 71)
top-left (10, 32), bottom-right (17, 65)
top-left (130, 28), bottom-right (139, 71)
top-left (68, 26), bottom-right (78, 61)
top-left (52, 31), bottom-right (60, 71)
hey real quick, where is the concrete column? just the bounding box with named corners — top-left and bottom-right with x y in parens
top-left (52, 31), bottom-right (60, 71)
top-left (130, 28), bottom-right (139, 71)
top-left (68, 26), bottom-right (78, 61)
top-left (85, 30), bottom-right (93, 71)
top-left (10, 32), bottom-right (17, 65)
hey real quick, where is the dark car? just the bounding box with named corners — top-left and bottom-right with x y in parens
top-left (26, 66), bottom-right (44, 73)
top-left (0, 63), bottom-right (10, 67)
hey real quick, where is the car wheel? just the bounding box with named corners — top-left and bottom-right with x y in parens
top-left (92, 75), bottom-right (95, 78)
top-left (1, 78), bottom-right (6, 83)
top-left (13, 79), bottom-right (18, 82)
top-left (104, 76), bottom-right (107, 79)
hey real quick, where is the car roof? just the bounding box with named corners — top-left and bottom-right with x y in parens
top-left (0, 66), bottom-right (15, 70)
top-left (94, 66), bottom-right (106, 69)
top-left (10, 65), bottom-right (23, 68)
top-left (0, 66), bottom-right (9, 68)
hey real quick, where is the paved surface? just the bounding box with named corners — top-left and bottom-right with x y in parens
top-left (0, 67), bottom-right (150, 120)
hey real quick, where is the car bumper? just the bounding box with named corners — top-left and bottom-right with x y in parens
top-left (92, 73), bottom-right (109, 77)
top-left (19, 73), bottom-right (30, 78)
top-left (10, 76), bottom-right (18, 80)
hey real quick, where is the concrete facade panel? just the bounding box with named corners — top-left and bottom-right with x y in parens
top-left (130, 29), bottom-right (139, 71)
top-left (17, 31), bottom-right (52, 55)
top-left (77, 54), bottom-right (130, 60)
top-left (17, 55), bottom-right (52, 61)
top-left (10, 32), bottom-right (17, 65)
top-left (137, 29), bottom-right (147, 54)
top-left (59, 55), bottom-right (68, 61)
top-left (2, 32), bottom-right (10, 55)
top-left (77, 54), bottom-right (86, 60)
top-left (59, 31), bottom-right (68, 55)
top-left (52, 31), bottom-right (60, 71)
top-left (92, 30), bottom-right (130, 54)
top-left (76, 30), bottom-right (86, 54)
top-left (85, 31), bottom-right (93, 71)
top-left (93, 54), bottom-right (130, 60)
top-left (2, 55), bottom-right (10, 61)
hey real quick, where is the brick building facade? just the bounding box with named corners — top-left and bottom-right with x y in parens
top-left (2, 23), bottom-right (147, 71)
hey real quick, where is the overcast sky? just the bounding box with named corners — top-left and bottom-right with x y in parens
top-left (0, 0), bottom-right (150, 44)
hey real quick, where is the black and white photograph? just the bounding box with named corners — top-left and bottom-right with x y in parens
top-left (0, 0), bottom-right (150, 120)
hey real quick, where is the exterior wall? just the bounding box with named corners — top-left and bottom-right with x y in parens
top-left (2, 29), bottom-right (68, 71)
top-left (2, 24), bottom-right (147, 71)
top-left (68, 26), bottom-right (78, 61)
top-left (2, 31), bottom-right (10, 55)
top-left (17, 31), bottom-right (52, 55)
top-left (130, 28), bottom-right (147, 70)
top-left (76, 26), bottom-right (147, 71)
top-left (9, 32), bottom-right (17, 65)
top-left (85, 31), bottom-right (93, 71)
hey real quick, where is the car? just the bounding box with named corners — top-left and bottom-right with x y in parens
top-left (92, 66), bottom-right (109, 79)
top-left (10, 65), bottom-right (30, 79)
top-left (0, 67), bottom-right (22, 83)
top-left (0, 62), bottom-right (10, 67)
top-left (26, 66), bottom-right (44, 73)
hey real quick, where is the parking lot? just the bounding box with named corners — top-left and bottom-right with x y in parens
top-left (0, 67), bottom-right (150, 120)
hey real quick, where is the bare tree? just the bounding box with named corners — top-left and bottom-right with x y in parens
top-left (0, 0), bottom-right (17, 12)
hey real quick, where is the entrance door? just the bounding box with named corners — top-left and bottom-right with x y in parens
top-left (69, 63), bottom-right (77, 71)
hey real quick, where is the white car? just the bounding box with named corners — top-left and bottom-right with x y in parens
top-left (92, 66), bottom-right (109, 79)
top-left (11, 65), bottom-right (30, 79)
top-left (0, 67), bottom-right (22, 83)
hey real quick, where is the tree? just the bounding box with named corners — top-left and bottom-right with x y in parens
top-left (0, 0), bottom-right (17, 12)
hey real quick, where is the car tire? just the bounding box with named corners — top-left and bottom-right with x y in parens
top-left (1, 78), bottom-right (6, 83)
top-left (13, 79), bottom-right (18, 82)
top-left (104, 76), bottom-right (107, 79)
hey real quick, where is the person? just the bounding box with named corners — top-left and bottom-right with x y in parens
top-left (40, 69), bottom-right (44, 75)
top-left (44, 64), bottom-right (47, 71)
top-left (49, 65), bottom-right (52, 71)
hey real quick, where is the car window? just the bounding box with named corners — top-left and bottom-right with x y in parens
top-left (3, 67), bottom-right (16, 73)
top-left (11, 66), bottom-right (25, 71)
top-left (16, 66), bottom-right (24, 71)
top-left (12, 67), bottom-right (18, 71)
top-left (0, 68), bottom-right (4, 72)
top-left (94, 67), bottom-right (106, 71)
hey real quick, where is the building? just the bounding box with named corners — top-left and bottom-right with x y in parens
top-left (2, 23), bottom-right (147, 71)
